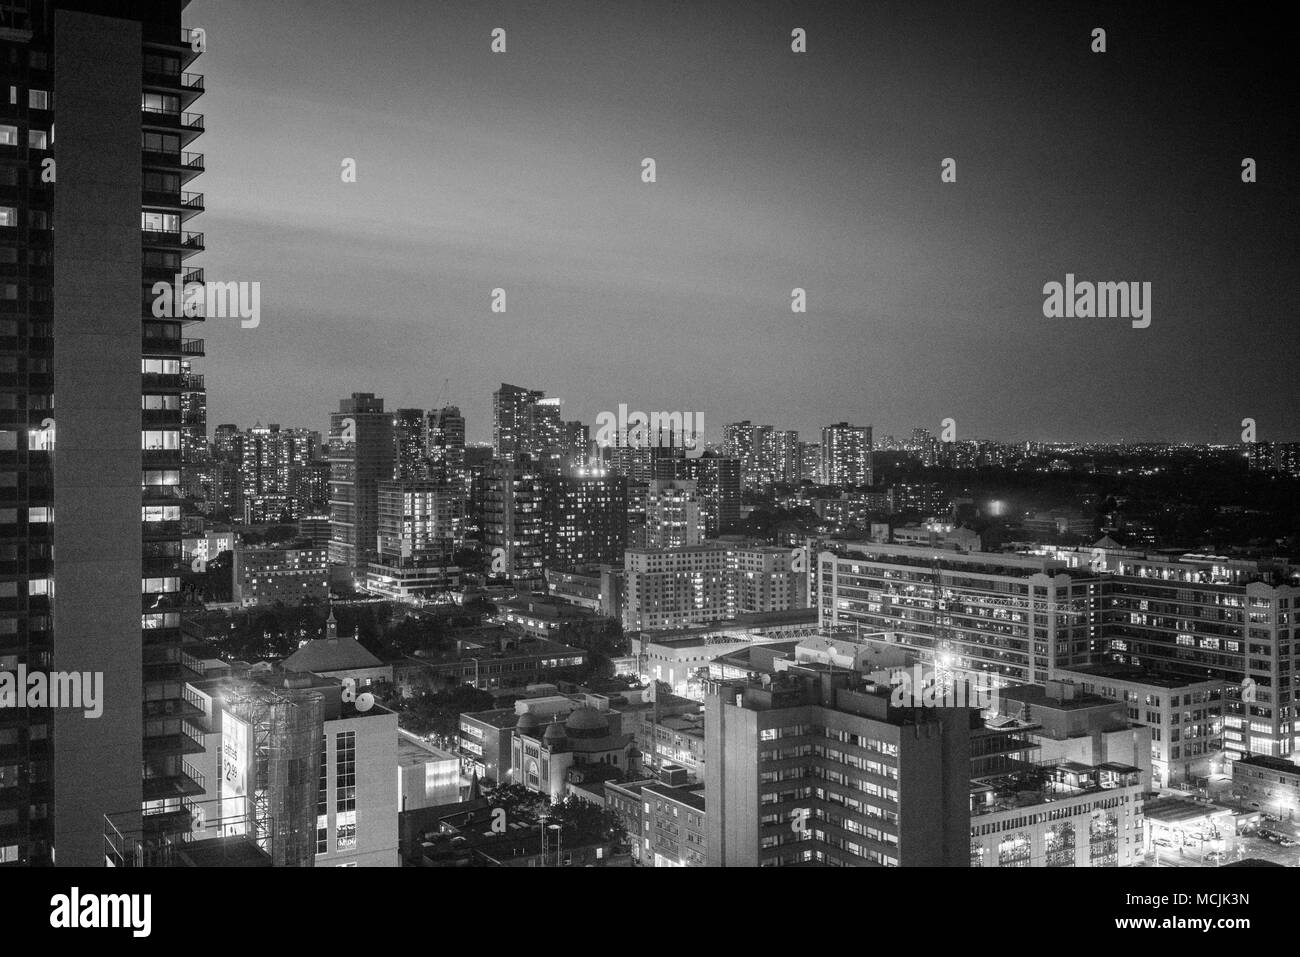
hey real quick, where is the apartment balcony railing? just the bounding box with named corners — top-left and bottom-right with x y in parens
top-left (142, 23), bottom-right (203, 68)
top-left (182, 337), bottom-right (204, 356)
top-left (141, 372), bottom-right (184, 391)
top-left (141, 106), bottom-right (204, 143)
top-left (142, 333), bottom-right (183, 354)
top-left (142, 721), bottom-right (206, 758)
top-left (140, 150), bottom-right (204, 182)
top-left (138, 760), bottom-right (206, 804)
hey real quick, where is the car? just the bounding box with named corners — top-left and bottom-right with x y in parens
top-left (1205, 851), bottom-right (1226, 863)
top-left (1154, 838), bottom-right (1173, 848)
top-left (1278, 837), bottom-right (1299, 848)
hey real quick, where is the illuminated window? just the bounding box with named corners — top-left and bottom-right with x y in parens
top-left (336, 731), bottom-right (356, 852)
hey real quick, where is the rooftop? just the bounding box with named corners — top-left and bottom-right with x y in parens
top-left (282, 634), bottom-right (384, 674)
top-left (643, 782), bottom-right (706, 813)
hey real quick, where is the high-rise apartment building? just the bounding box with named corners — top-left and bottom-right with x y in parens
top-left (328, 393), bottom-right (394, 581)
top-left (799, 442), bottom-right (821, 482)
top-left (362, 480), bottom-right (462, 600)
top-left (1100, 551), bottom-right (1300, 762)
top-left (492, 383), bottom-right (562, 460)
top-left (0, 0), bottom-right (205, 865)
top-left (817, 542), bottom-right (1101, 686)
top-left (644, 479), bottom-right (701, 548)
top-left (482, 453), bottom-right (545, 588)
top-left (624, 542), bottom-right (806, 632)
top-left (179, 357), bottom-right (205, 465)
top-left (542, 468), bottom-right (627, 568)
top-left (426, 404), bottom-right (465, 478)
top-left (241, 422), bottom-right (314, 522)
top-left (652, 454), bottom-right (741, 537)
top-left (705, 669), bottom-right (972, 867)
top-left (393, 407), bottom-right (426, 480)
top-left (821, 422), bottom-right (873, 486)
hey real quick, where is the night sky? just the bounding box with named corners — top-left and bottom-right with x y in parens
top-left (190, 0), bottom-right (1299, 445)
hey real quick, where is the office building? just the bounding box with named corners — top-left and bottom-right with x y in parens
top-left (705, 669), bottom-right (972, 866)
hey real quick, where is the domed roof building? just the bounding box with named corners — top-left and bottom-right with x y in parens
top-left (516, 712), bottom-right (543, 735)
top-left (564, 706), bottom-right (608, 738)
top-left (510, 701), bottom-right (634, 802)
top-left (542, 720), bottom-right (568, 747)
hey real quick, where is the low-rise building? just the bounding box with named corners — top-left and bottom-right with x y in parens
top-left (1232, 754), bottom-right (1300, 821)
top-left (398, 730), bottom-right (462, 812)
top-left (1053, 664), bottom-right (1226, 788)
top-left (969, 761), bottom-right (1145, 867)
top-left (232, 544), bottom-right (329, 606)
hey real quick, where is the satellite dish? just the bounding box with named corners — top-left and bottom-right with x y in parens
top-left (356, 692), bottom-right (375, 712)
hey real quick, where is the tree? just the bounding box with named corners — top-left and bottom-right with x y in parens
top-left (545, 794), bottom-right (628, 847)
top-left (397, 683), bottom-right (495, 740)
top-left (481, 782), bottom-right (546, 821)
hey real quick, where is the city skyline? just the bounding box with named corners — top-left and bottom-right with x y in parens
top-left (5, 0), bottom-right (1299, 890)
top-left (192, 0), bottom-right (1298, 444)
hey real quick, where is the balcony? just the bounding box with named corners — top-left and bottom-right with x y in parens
top-left (141, 407), bottom-right (181, 428)
top-left (182, 337), bottom-right (204, 356)
top-left (140, 761), bottom-right (206, 803)
top-left (142, 722), bottom-right (206, 758)
top-left (141, 149), bottom-right (204, 183)
top-left (141, 190), bottom-right (204, 222)
top-left (142, 23), bottom-right (203, 68)
top-left (141, 106), bottom-right (204, 146)
top-left (142, 648), bottom-right (205, 683)
top-left (142, 70), bottom-right (204, 108)
top-left (140, 230), bottom-right (203, 261)
top-left (142, 372), bottom-right (184, 391)
top-left (142, 333), bottom-right (183, 355)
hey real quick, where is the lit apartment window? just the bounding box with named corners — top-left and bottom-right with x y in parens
top-left (27, 130), bottom-right (47, 150)
top-left (28, 90), bottom-right (49, 110)
top-left (141, 211), bottom-right (179, 233)
top-left (141, 430), bottom-right (180, 451)
top-left (0, 207), bottom-right (15, 227)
